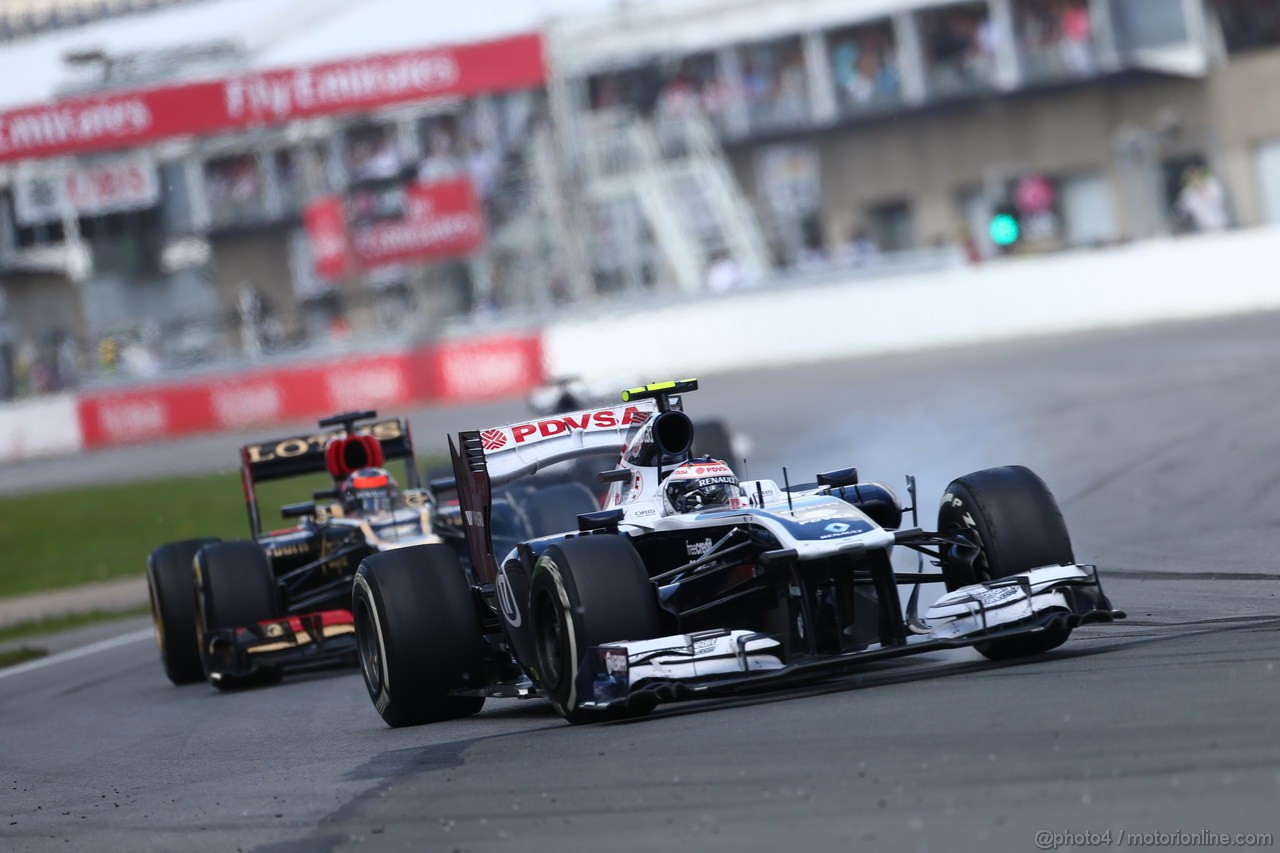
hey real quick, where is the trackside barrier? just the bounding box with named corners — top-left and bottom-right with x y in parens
top-left (4, 227), bottom-right (1280, 460)
top-left (71, 333), bottom-right (543, 450)
top-left (542, 227), bottom-right (1280, 381)
top-left (0, 393), bottom-right (83, 463)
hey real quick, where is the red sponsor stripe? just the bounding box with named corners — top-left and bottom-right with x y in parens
top-left (75, 333), bottom-right (544, 448)
top-left (0, 33), bottom-right (544, 163)
top-left (319, 609), bottom-right (355, 627)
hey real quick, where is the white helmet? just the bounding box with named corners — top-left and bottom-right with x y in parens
top-left (661, 459), bottom-right (742, 515)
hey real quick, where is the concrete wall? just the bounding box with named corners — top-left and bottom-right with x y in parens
top-left (543, 223), bottom-right (1280, 382)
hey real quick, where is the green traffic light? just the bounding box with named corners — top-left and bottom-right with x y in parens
top-left (989, 213), bottom-right (1020, 246)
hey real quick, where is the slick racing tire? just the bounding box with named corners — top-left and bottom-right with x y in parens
top-left (692, 419), bottom-right (734, 465)
top-left (194, 541), bottom-right (283, 691)
top-left (520, 482), bottom-right (600, 539)
top-left (353, 544), bottom-right (486, 727)
top-left (937, 465), bottom-right (1075, 661)
top-left (147, 538), bottom-right (219, 685)
top-left (530, 535), bottom-right (666, 724)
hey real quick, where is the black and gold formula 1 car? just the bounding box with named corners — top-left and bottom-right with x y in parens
top-left (145, 409), bottom-right (598, 691)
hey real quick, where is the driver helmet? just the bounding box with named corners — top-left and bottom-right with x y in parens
top-left (662, 458), bottom-right (743, 515)
top-left (342, 467), bottom-right (400, 515)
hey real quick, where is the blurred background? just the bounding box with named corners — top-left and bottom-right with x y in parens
top-left (0, 0), bottom-right (1276, 406)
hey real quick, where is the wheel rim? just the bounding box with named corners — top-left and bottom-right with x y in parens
top-left (355, 597), bottom-right (384, 696)
top-left (944, 519), bottom-right (991, 584)
top-left (147, 576), bottom-right (164, 653)
top-left (533, 588), bottom-right (566, 690)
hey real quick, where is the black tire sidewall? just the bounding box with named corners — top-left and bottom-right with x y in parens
top-left (194, 541), bottom-right (280, 684)
top-left (936, 465), bottom-right (1075, 659)
top-left (938, 465), bottom-right (1074, 589)
top-left (529, 536), bottom-right (665, 721)
top-left (147, 538), bottom-right (218, 685)
top-left (692, 419), bottom-right (734, 464)
top-left (353, 544), bottom-right (486, 727)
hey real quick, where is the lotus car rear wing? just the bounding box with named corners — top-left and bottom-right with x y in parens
top-left (240, 414), bottom-right (419, 538)
top-left (449, 400), bottom-right (658, 584)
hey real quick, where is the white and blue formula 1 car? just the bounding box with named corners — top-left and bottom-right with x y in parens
top-left (353, 379), bottom-right (1124, 726)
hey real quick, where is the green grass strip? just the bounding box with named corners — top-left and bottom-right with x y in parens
top-left (0, 605), bottom-right (153, 644)
top-left (0, 646), bottom-right (48, 669)
top-left (0, 455), bottom-right (441, 599)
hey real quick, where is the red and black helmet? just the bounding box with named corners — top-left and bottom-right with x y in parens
top-left (341, 467), bottom-right (400, 515)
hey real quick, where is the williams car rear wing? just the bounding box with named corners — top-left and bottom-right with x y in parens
top-left (449, 400), bottom-right (657, 584)
top-left (240, 415), bottom-right (419, 538)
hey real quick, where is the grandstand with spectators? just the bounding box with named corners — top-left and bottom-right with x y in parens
top-left (2, 0), bottom-right (1280, 403)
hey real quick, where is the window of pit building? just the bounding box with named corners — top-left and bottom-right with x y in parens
top-left (7, 183), bottom-right (66, 250)
top-left (737, 36), bottom-right (812, 132)
top-left (417, 111), bottom-right (466, 184)
top-left (825, 18), bottom-right (902, 117)
top-left (344, 123), bottom-right (405, 185)
top-left (78, 208), bottom-right (166, 276)
top-left (1256, 138), bottom-right (1280, 225)
top-left (272, 149), bottom-right (305, 215)
top-left (8, 173), bottom-right (63, 249)
top-left (653, 53), bottom-right (731, 131)
top-left (867, 199), bottom-right (915, 253)
top-left (416, 90), bottom-right (546, 220)
top-left (0, 190), bottom-right (14, 256)
top-left (917, 1), bottom-right (998, 99)
top-left (1211, 0), bottom-right (1280, 55)
top-left (1013, 0), bottom-right (1098, 82)
top-left (203, 153), bottom-right (267, 227)
top-left (587, 64), bottom-right (665, 116)
top-left (1059, 172), bottom-right (1118, 247)
top-left (156, 160), bottom-right (195, 235)
top-left (1108, 0), bottom-right (1190, 54)
top-left (1162, 154), bottom-right (1232, 235)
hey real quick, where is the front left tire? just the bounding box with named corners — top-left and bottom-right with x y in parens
top-left (147, 538), bottom-right (219, 685)
top-left (937, 465), bottom-right (1076, 660)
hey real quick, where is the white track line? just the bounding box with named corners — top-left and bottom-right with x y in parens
top-left (0, 628), bottom-right (153, 681)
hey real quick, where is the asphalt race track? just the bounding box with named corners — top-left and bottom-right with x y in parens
top-left (4, 312), bottom-right (1280, 852)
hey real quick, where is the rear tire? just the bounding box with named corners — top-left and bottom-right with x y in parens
top-left (692, 419), bottom-right (734, 464)
top-left (194, 541), bottom-right (282, 690)
top-left (147, 538), bottom-right (219, 685)
top-left (520, 482), bottom-right (600, 538)
top-left (529, 536), bottom-right (665, 724)
top-left (937, 465), bottom-right (1075, 660)
top-left (353, 544), bottom-right (486, 727)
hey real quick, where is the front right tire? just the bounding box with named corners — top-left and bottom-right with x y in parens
top-left (194, 541), bottom-right (283, 690)
top-left (937, 465), bottom-right (1076, 660)
top-left (529, 535), bottom-right (666, 724)
top-left (353, 544), bottom-right (487, 727)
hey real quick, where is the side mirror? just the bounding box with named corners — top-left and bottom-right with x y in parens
top-left (281, 502), bottom-right (316, 520)
top-left (597, 468), bottom-right (632, 485)
top-left (578, 508), bottom-right (625, 533)
top-left (817, 467), bottom-right (859, 489)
